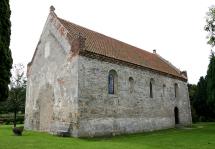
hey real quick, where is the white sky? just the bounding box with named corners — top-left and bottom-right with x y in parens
top-left (10, 0), bottom-right (214, 84)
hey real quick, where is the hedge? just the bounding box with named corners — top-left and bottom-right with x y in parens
top-left (0, 113), bottom-right (24, 125)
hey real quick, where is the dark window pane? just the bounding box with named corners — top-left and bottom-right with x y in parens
top-left (108, 74), bottom-right (114, 94)
top-left (174, 84), bottom-right (178, 98)
top-left (150, 81), bottom-right (153, 98)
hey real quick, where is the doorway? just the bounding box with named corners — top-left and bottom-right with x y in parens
top-left (174, 107), bottom-right (179, 125)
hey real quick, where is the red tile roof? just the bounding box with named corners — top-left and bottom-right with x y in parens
top-left (58, 17), bottom-right (186, 81)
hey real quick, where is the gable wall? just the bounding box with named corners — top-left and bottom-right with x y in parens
top-left (77, 55), bottom-right (192, 137)
top-left (24, 14), bottom-right (79, 136)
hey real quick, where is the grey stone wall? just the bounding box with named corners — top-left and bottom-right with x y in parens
top-left (24, 13), bottom-right (79, 137)
top-left (25, 12), bottom-right (191, 138)
top-left (77, 55), bottom-right (192, 137)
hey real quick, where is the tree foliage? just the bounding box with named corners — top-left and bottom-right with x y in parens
top-left (188, 84), bottom-right (198, 122)
top-left (205, 5), bottom-right (215, 47)
top-left (204, 6), bottom-right (215, 120)
top-left (206, 52), bottom-right (215, 118)
top-left (189, 5), bottom-right (215, 122)
top-left (189, 77), bottom-right (209, 122)
top-left (190, 61), bottom-right (215, 122)
top-left (6, 64), bottom-right (26, 127)
top-left (0, 0), bottom-right (13, 101)
top-left (190, 53), bottom-right (215, 121)
top-left (194, 77), bottom-right (210, 121)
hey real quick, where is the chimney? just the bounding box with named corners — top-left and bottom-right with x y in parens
top-left (153, 49), bottom-right (156, 54)
top-left (180, 71), bottom-right (187, 78)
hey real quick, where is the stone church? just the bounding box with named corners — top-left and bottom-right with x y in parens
top-left (24, 6), bottom-right (192, 137)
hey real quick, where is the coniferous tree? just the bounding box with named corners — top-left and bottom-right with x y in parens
top-left (205, 6), bottom-right (215, 120)
top-left (206, 52), bottom-right (215, 119)
top-left (188, 84), bottom-right (198, 122)
top-left (194, 77), bottom-right (209, 121)
top-left (0, 0), bottom-right (13, 101)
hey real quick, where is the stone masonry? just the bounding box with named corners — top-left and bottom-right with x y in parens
top-left (24, 6), bottom-right (192, 137)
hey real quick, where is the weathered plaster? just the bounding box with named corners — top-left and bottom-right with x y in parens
top-left (24, 12), bottom-right (79, 137)
top-left (25, 11), bottom-right (192, 138)
top-left (77, 56), bottom-right (192, 137)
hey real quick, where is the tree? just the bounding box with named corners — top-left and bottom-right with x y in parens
top-left (188, 84), bottom-right (197, 102)
top-left (7, 64), bottom-right (26, 127)
top-left (0, 0), bottom-right (13, 101)
top-left (0, 100), bottom-right (8, 114)
top-left (193, 77), bottom-right (209, 121)
top-left (205, 6), bottom-right (215, 120)
top-left (206, 52), bottom-right (215, 119)
top-left (188, 84), bottom-right (198, 122)
top-left (205, 5), bottom-right (215, 47)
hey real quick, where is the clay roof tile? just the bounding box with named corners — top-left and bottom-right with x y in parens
top-left (58, 17), bottom-right (187, 81)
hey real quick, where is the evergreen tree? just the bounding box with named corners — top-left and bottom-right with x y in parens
top-left (194, 77), bottom-right (208, 121)
top-left (206, 52), bottom-right (215, 119)
top-left (205, 6), bottom-right (215, 120)
top-left (188, 84), bottom-right (198, 122)
top-left (0, 0), bottom-right (13, 101)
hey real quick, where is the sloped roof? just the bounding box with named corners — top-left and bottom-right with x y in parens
top-left (58, 17), bottom-right (187, 81)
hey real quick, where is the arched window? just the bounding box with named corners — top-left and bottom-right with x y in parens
top-left (150, 78), bottom-right (154, 98)
top-left (129, 77), bottom-right (134, 93)
top-left (163, 84), bottom-right (166, 96)
top-left (108, 74), bottom-right (114, 94)
top-left (174, 83), bottom-right (178, 98)
top-left (108, 70), bottom-right (117, 94)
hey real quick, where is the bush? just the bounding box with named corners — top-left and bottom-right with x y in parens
top-left (0, 113), bottom-right (24, 125)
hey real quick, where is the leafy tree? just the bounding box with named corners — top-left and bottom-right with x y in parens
top-left (6, 64), bottom-right (26, 127)
top-left (205, 5), bottom-right (215, 47)
top-left (206, 52), bottom-right (215, 119)
top-left (0, 0), bottom-right (13, 101)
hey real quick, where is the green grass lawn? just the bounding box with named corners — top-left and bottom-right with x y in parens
top-left (0, 123), bottom-right (215, 149)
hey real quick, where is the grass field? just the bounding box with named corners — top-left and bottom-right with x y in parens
top-left (0, 123), bottom-right (215, 149)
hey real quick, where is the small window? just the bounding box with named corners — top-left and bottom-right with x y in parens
top-left (108, 74), bottom-right (114, 94)
top-left (129, 77), bottom-right (134, 93)
top-left (150, 78), bottom-right (154, 98)
top-left (163, 84), bottom-right (166, 96)
top-left (174, 83), bottom-right (178, 98)
top-left (108, 70), bottom-right (117, 94)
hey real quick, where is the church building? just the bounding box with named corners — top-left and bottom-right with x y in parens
top-left (24, 6), bottom-right (192, 137)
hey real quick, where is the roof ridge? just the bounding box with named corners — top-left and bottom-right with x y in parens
top-left (57, 17), bottom-right (153, 55)
top-left (56, 15), bottom-right (187, 81)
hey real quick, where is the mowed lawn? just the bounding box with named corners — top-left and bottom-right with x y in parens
top-left (0, 123), bottom-right (215, 149)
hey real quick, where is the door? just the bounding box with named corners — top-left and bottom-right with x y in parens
top-left (174, 107), bottom-right (179, 124)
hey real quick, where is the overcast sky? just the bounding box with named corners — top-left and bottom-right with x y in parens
top-left (10, 0), bottom-right (214, 84)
